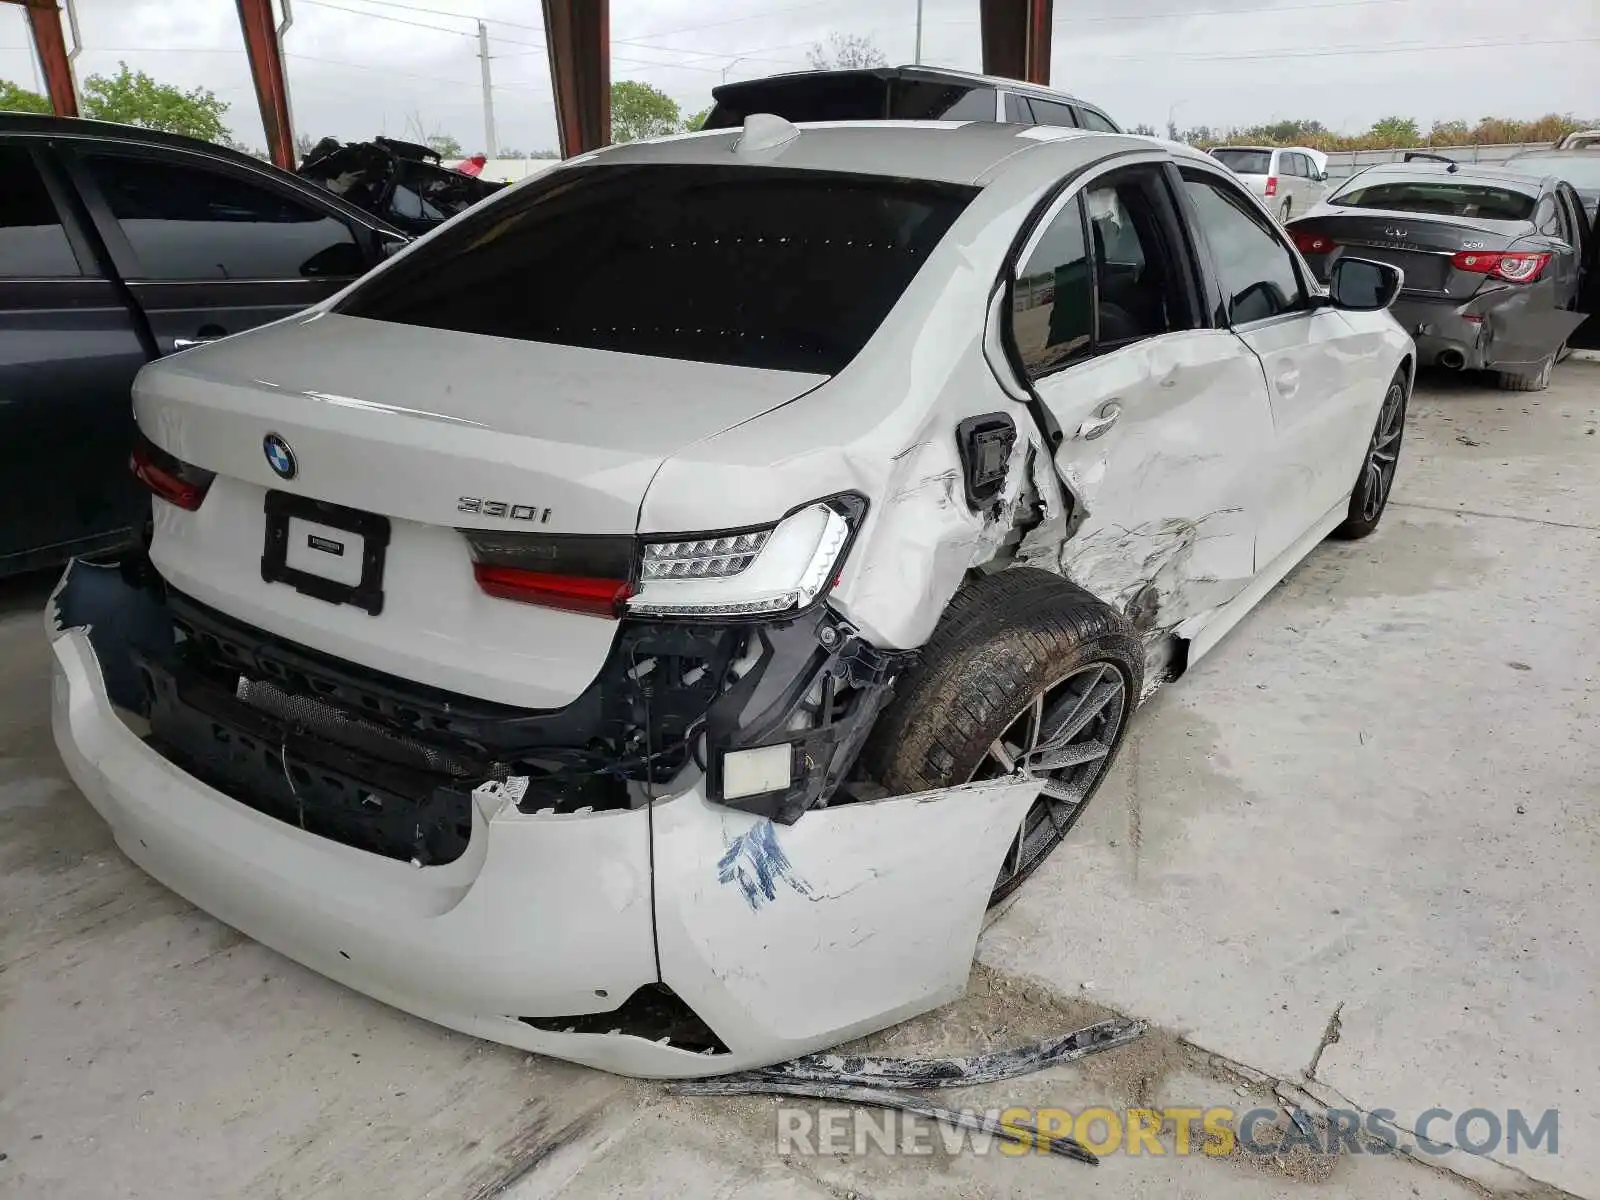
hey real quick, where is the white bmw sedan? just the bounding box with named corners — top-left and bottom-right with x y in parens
top-left (49, 117), bottom-right (1413, 1077)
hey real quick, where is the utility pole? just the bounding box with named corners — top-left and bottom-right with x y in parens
top-left (913, 0), bottom-right (923, 64)
top-left (477, 20), bottom-right (498, 159)
top-left (63, 0), bottom-right (82, 110)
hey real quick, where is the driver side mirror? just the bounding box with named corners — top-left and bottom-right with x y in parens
top-left (1328, 256), bottom-right (1403, 311)
top-left (377, 233), bottom-right (409, 260)
top-left (1315, 170), bottom-right (1329, 182)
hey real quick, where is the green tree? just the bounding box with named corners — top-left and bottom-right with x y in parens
top-left (0, 78), bottom-right (52, 114)
top-left (425, 133), bottom-right (464, 158)
top-left (1129, 122), bottom-right (1157, 137)
top-left (611, 79), bottom-right (682, 143)
top-left (807, 32), bottom-right (886, 70)
top-left (81, 63), bottom-right (230, 142)
top-left (1367, 115), bottom-right (1419, 145)
top-left (684, 106), bottom-right (712, 133)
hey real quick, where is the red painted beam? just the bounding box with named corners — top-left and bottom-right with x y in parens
top-left (236, 0), bottom-right (294, 169)
top-left (980, 0), bottom-right (1054, 86)
top-left (541, 0), bottom-right (609, 157)
top-left (20, 1), bottom-right (77, 117)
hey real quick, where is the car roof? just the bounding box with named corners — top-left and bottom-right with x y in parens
top-left (1338, 160), bottom-right (1548, 194)
top-left (570, 119), bottom-right (1165, 187)
top-left (1210, 145), bottom-right (1278, 153)
top-left (0, 111), bottom-right (277, 169)
top-left (0, 111), bottom-right (401, 231)
top-left (711, 64), bottom-right (1107, 111)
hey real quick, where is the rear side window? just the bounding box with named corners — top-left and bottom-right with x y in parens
top-left (0, 146), bottom-right (80, 277)
top-left (341, 165), bottom-right (975, 374)
top-left (1211, 149), bottom-right (1273, 176)
top-left (1013, 194), bottom-right (1093, 374)
top-left (1029, 99), bottom-right (1079, 128)
top-left (82, 152), bottom-right (362, 280)
top-left (1075, 107), bottom-right (1119, 133)
top-left (1331, 180), bottom-right (1536, 221)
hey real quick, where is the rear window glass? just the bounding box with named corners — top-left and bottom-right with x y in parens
top-left (1211, 149), bottom-right (1273, 175)
top-left (339, 164), bottom-right (975, 374)
top-left (1331, 180), bottom-right (1536, 221)
top-left (706, 76), bottom-right (889, 128)
top-left (705, 77), bottom-right (996, 129)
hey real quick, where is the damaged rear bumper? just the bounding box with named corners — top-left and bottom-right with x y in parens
top-left (47, 560), bottom-right (1043, 1078)
top-left (1392, 292), bottom-right (1588, 371)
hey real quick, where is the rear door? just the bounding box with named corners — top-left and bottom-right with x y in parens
top-left (1008, 158), bottom-right (1272, 627)
top-left (1283, 152), bottom-right (1317, 216)
top-left (1177, 163), bottom-right (1373, 566)
top-left (63, 142), bottom-right (373, 354)
top-left (0, 140), bottom-right (149, 572)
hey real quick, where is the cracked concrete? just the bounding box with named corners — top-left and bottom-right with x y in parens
top-left (3, 366), bottom-right (1597, 1198)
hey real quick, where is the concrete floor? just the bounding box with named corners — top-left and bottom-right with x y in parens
top-left (3, 364), bottom-right (1596, 1199)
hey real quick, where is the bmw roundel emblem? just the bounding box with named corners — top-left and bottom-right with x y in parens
top-left (263, 433), bottom-right (297, 480)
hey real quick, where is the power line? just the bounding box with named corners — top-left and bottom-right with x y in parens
top-left (293, 0), bottom-right (807, 74)
top-left (936, 0), bottom-right (1449, 28)
top-left (298, 0), bottom-right (476, 38)
top-left (1082, 34), bottom-right (1598, 63)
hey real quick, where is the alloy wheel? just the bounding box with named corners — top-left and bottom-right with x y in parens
top-left (971, 661), bottom-right (1130, 901)
top-left (1360, 380), bottom-right (1406, 522)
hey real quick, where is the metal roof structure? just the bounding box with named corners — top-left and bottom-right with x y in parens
top-left (2, 0), bottom-right (1057, 170)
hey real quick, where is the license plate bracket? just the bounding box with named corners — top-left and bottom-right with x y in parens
top-left (262, 491), bottom-right (390, 616)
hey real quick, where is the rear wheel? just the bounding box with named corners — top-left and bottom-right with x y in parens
top-left (1332, 368), bottom-right (1408, 540)
top-left (1279, 198), bottom-right (1293, 222)
top-left (1497, 350), bottom-right (1557, 392)
top-left (863, 569), bottom-right (1142, 905)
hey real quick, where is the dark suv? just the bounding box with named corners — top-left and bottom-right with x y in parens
top-left (0, 114), bottom-right (406, 578)
top-left (704, 65), bottom-right (1122, 134)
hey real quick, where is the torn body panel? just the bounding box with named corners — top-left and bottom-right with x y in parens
top-left (47, 553), bottom-right (1048, 1076)
top-left (652, 778), bottom-right (1044, 1067)
top-left (1481, 289), bottom-right (1588, 368)
top-left (1031, 331), bottom-right (1270, 633)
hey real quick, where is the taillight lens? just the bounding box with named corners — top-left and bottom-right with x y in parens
top-left (460, 530), bottom-right (633, 618)
top-left (1264, 175), bottom-right (1278, 197)
top-left (628, 495), bottom-right (863, 619)
top-left (1451, 250), bottom-right (1550, 283)
top-left (1292, 230), bottom-right (1339, 255)
top-left (130, 432), bottom-right (214, 511)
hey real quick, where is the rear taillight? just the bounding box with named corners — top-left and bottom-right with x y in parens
top-left (1292, 230), bottom-right (1339, 255)
top-left (130, 432), bottom-right (214, 511)
top-left (1264, 175), bottom-right (1278, 198)
top-left (460, 530), bottom-right (633, 618)
top-left (1451, 250), bottom-right (1550, 283)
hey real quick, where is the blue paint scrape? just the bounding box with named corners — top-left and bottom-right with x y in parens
top-left (716, 820), bottom-right (815, 910)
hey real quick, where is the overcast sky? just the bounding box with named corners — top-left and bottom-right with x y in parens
top-left (2, 0), bottom-right (1596, 154)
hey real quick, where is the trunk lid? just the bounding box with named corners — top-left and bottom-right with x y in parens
top-left (1293, 210), bottom-right (1524, 299)
top-left (134, 312), bottom-right (826, 708)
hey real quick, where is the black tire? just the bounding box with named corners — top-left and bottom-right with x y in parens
top-left (1279, 197), bottom-right (1293, 223)
top-left (863, 568), bottom-right (1143, 903)
top-left (1331, 367), bottom-right (1408, 540)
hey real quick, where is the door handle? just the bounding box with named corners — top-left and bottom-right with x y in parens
top-left (172, 337), bottom-right (218, 350)
top-left (1076, 402), bottom-right (1122, 441)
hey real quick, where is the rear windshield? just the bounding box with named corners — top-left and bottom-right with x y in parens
top-left (1330, 180), bottom-right (1536, 220)
top-left (1211, 149), bottom-right (1273, 175)
top-left (339, 164), bottom-right (975, 374)
top-left (705, 76), bottom-right (996, 129)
